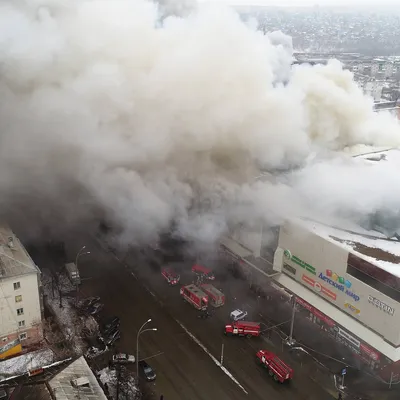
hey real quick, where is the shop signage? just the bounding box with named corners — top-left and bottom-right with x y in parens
top-left (360, 343), bottom-right (380, 361)
top-left (296, 297), bottom-right (335, 326)
top-left (319, 270), bottom-right (360, 302)
top-left (344, 302), bottom-right (361, 316)
top-left (302, 274), bottom-right (337, 300)
top-left (368, 295), bottom-right (395, 316)
top-left (283, 263), bottom-right (296, 275)
top-left (284, 250), bottom-right (316, 275)
top-left (338, 327), bottom-right (360, 349)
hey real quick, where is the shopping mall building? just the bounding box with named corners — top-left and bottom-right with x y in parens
top-left (219, 148), bottom-right (400, 383)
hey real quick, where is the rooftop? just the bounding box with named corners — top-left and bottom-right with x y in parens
top-left (297, 218), bottom-right (400, 278)
top-left (0, 224), bottom-right (40, 279)
top-left (48, 356), bottom-right (107, 400)
top-left (0, 348), bottom-right (54, 379)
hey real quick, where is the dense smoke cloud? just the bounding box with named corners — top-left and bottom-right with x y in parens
top-left (0, 0), bottom-right (400, 246)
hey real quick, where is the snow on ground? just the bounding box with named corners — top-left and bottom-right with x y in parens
top-left (98, 367), bottom-right (138, 400)
top-left (299, 218), bottom-right (400, 277)
top-left (42, 269), bottom-right (87, 355)
top-left (0, 348), bottom-right (54, 379)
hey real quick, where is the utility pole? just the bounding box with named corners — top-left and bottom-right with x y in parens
top-left (74, 246), bottom-right (90, 307)
top-left (288, 296), bottom-right (296, 345)
top-left (116, 364), bottom-right (121, 400)
top-left (136, 319), bottom-right (157, 383)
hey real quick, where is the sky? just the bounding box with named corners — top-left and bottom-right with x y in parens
top-left (198, 0), bottom-right (396, 7)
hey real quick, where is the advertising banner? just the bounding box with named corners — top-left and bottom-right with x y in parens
top-left (0, 338), bottom-right (22, 359)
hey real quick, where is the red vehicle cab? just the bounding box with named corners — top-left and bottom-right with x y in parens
top-left (161, 267), bottom-right (180, 285)
top-left (225, 321), bottom-right (260, 338)
top-left (192, 264), bottom-right (215, 280)
top-left (180, 284), bottom-right (208, 310)
top-left (256, 350), bottom-right (293, 383)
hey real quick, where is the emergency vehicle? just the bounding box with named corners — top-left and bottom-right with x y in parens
top-left (200, 284), bottom-right (225, 307)
top-left (161, 267), bottom-right (180, 285)
top-left (180, 284), bottom-right (208, 310)
top-left (224, 321), bottom-right (260, 338)
top-left (192, 264), bottom-right (215, 280)
top-left (256, 349), bottom-right (293, 383)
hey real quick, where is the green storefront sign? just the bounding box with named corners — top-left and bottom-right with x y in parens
top-left (284, 249), bottom-right (316, 275)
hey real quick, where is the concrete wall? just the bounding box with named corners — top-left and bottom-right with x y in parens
top-left (0, 273), bottom-right (43, 346)
top-left (277, 220), bottom-right (400, 346)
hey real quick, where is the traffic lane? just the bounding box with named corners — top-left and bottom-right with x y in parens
top-left (118, 251), bottom-right (317, 400)
top-left (119, 249), bottom-right (335, 400)
top-left (75, 236), bottom-right (247, 400)
top-left (89, 240), bottom-right (292, 400)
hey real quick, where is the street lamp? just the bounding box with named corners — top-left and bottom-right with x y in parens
top-left (76, 246), bottom-right (90, 267)
top-left (136, 319), bottom-right (157, 383)
top-left (75, 246), bottom-right (90, 306)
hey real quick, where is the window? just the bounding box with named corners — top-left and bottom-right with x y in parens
top-left (18, 320), bottom-right (25, 327)
top-left (13, 282), bottom-right (21, 290)
top-left (15, 295), bottom-right (22, 303)
top-left (347, 253), bottom-right (400, 302)
top-left (16, 308), bottom-right (24, 316)
top-left (19, 333), bottom-right (27, 341)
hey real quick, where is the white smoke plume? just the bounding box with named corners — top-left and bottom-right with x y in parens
top-left (0, 0), bottom-right (400, 246)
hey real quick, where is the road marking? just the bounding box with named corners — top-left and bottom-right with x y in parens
top-left (176, 320), bottom-right (248, 395)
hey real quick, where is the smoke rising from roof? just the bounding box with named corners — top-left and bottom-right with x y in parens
top-left (1, 0), bottom-right (400, 245)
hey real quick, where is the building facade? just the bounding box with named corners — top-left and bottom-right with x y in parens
top-left (273, 218), bottom-right (400, 378)
top-left (219, 150), bottom-right (400, 382)
top-left (0, 224), bottom-right (43, 358)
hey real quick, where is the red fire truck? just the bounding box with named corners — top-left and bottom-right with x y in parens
top-left (161, 267), bottom-right (180, 285)
top-left (192, 264), bottom-right (215, 280)
top-left (224, 321), bottom-right (260, 337)
top-left (180, 284), bottom-right (208, 310)
top-left (256, 350), bottom-right (293, 383)
top-left (200, 284), bottom-right (225, 307)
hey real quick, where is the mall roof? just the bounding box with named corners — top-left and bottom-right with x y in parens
top-left (297, 218), bottom-right (400, 279)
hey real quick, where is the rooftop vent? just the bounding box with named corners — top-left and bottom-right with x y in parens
top-left (71, 377), bottom-right (90, 388)
top-left (7, 237), bottom-right (14, 249)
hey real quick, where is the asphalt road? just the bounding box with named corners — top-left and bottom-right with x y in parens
top-left (53, 228), bottom-right (337, 400)
top-left (66, 234), bottom-right (248, 400)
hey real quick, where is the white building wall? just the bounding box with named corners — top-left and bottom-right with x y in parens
top-left (0, 273), bottom-right (42, 341)
top-left (277, 220), bottom-right (400, 346)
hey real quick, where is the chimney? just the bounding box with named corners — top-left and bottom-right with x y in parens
top-left (8, 237), bottom-right (14, 249)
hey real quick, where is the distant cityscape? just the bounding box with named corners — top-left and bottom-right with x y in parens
top-left (236, 7), bottom-right (400, 109)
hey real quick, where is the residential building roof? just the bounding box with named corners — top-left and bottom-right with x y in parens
top-left (48, 356), bottom-right (107, 400)
top-left (0, 224), bottom-right (40, 279)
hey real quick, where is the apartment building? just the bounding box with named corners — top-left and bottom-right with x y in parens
top-left (0, 224), bottom-right (43, 358)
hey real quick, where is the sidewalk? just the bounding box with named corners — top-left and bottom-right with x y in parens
top-left (250, 285), bottom-right (400, 400)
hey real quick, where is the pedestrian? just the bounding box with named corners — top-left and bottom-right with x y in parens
top-left (338, 392), bottom-right (342, 400)
top-left (160, 395), bottom-right (164, 400)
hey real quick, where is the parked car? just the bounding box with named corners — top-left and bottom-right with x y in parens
top-left (230, 309), bottom-right (248, 322)
top-left (112, 353), bottom-right (135, 364)
top-left (101, 316), bottom-right (120, 333)
top-left (81, 296), bottom-right (101, 309)
top-left (87, 302), bottom-right (104, 316)
top-left (139, 360), bottom-right (156, 381)
top-left (103, 326), bottom-right (121, 347)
